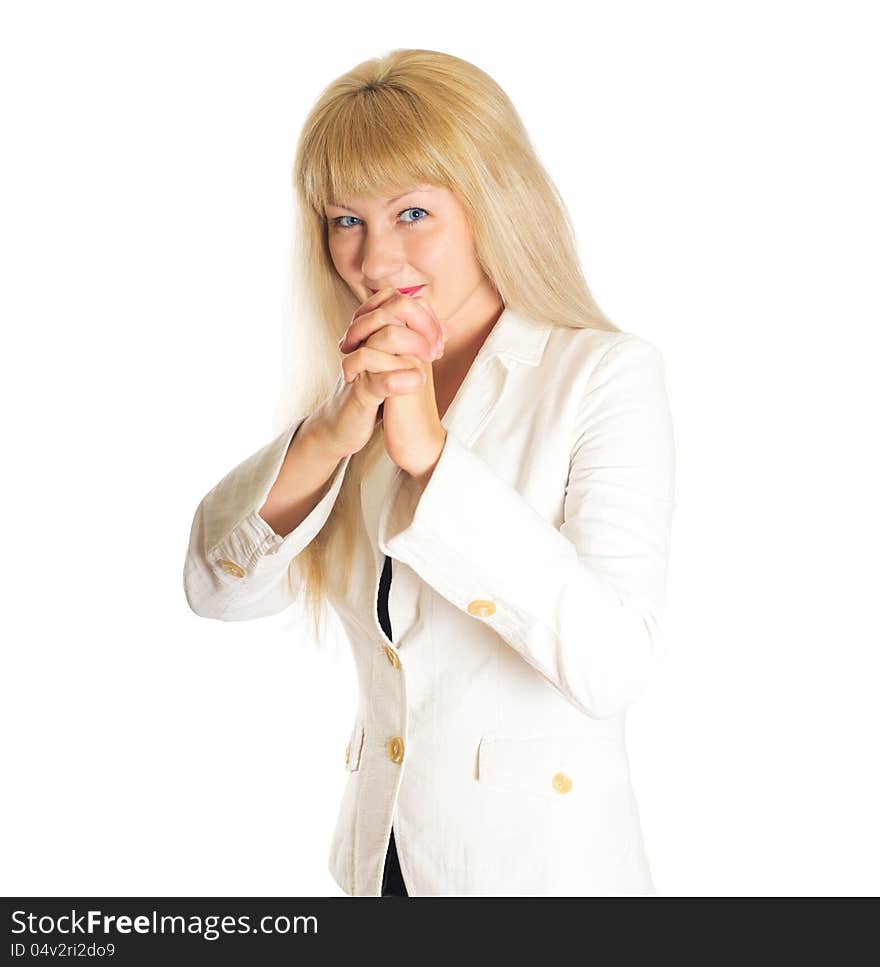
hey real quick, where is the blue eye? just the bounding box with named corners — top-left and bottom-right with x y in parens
top-left (399, 207), bottom-right (428, 223)
top-left (330, 207), bottom-right (429, 229)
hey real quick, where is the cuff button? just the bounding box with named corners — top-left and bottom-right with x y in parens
top-left (467, 599), bottom-right (496, 618)
top-left (217, 559), bottom-right (247, 578)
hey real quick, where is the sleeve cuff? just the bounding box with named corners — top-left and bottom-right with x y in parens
top-left (208, 424), bottom-right (352, 581)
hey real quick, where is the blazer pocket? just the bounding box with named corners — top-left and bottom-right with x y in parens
top-left (344, 722), bottom-right (365, 773)
top-left (476, 731), bottom-right (630, 800)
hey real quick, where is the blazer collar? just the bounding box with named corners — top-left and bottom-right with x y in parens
top-left (471, 301), bottom-right (553, 369)
top-left (360, 304), bottom-right (553, 568)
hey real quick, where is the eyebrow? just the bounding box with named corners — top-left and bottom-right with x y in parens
top-left (327, 186), bottom-right (432, 210)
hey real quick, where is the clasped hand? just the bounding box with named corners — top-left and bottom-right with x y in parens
top-left (338, 287), bottom-right (449, 482)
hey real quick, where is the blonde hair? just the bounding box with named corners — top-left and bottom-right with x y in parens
top-left (273, 48), bottom-right (619, 645)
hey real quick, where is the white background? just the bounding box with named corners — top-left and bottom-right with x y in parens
top-left (2, 0), bottom-right (878, 897)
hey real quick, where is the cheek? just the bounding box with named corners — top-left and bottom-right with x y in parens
top-left (412, 227), bottom-right (474, 272)
top-left (327, 236), bottom-right (354, 271)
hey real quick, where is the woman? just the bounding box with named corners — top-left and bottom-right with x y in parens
top-left (183, 49), bottom-right (677, 897)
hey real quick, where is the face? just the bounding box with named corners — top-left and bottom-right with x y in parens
top-left (323, 184), bottom-right (501, 338)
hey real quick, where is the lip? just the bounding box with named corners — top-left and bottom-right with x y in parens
top-left (369, 285), bottom-right (425, 296)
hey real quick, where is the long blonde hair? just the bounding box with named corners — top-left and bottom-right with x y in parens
top-left (274, 48), bottom-right (619, 644)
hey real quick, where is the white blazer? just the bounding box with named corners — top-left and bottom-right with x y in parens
top-left (183, 305), bottom-right (677, 896)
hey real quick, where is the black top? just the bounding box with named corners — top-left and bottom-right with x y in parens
top-left (378, 553), bottom-right (393, 641)
top-left (377, 554), bottom-right (408, 896)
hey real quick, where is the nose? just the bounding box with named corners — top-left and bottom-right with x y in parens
top-left (360, 226), bottom-right (405, 285)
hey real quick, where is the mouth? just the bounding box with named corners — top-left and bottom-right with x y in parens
top-left (369, 285), bottom-right (426, 297)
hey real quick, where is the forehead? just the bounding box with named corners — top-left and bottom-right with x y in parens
top-left (325, 184), bottom-right (437, 209)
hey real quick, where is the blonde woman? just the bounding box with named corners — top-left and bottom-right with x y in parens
top-left (183, 49), bottom-right (677, 897)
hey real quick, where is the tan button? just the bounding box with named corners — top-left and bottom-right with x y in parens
top-left (387, 736), bottom-right (404, 764)
top-left (467, 599), bottom-right (496, 618)
top-left (345, 743), bottom-right (350, 766)
top-left (383, 643), bottom-right (401, 668)
top-left (551, 772), bottom-right (573, 794)
top-left (217, 559), bottom-right (246, 579)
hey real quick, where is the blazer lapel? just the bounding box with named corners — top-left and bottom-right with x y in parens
top-left (360, 304), bottom-right (553, 573)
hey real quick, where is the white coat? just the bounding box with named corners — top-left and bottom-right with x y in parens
top-left (183, 304), bottom-right (677, 896)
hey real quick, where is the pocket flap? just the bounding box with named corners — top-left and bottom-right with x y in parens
top-left (477, 731), bottom-right (629, 798)
top-left (345, 722), bottom-right (365, 772)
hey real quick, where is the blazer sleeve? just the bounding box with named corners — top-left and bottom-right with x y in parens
top-left (378, 333), bottom-right (676, 719)
top-left (183, 415), bottom-right (352, 621)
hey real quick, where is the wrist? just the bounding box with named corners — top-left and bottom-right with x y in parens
top-left (298, 412), bottom-right (350, 464)
top-left (408, 429), bottom-right (447, 488)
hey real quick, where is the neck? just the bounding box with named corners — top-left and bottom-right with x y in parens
top-left (437, 285), bottom-right (504, 375)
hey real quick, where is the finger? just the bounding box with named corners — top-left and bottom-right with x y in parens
top-left (343, 346), bottom-right (427, 399)
top-left (338, 287), bottom-right (397, 354)
top-left (339, 304), bottom-right (397, 354)
top-left (347, 287), bottom-right (400, 337)
top-left (351, 286), bottom-right (398, 323)
top-left (419, 297), bottom-right (448, 343)
top-left (343, 295), bottom-right (442, 357)
top-left (342, 345), bottom-right (425, 385)
top-left (362, 321), bottom-right (439, 363)
top-left (348, 364), bottom-right (426, 402)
